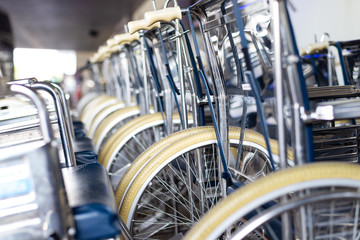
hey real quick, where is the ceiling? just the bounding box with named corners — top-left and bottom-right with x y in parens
top-left (0, 0), bottom-right (143, 51)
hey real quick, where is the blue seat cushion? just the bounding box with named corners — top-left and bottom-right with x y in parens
top-left (62, 163), bottom-right (120, 239)
top-left (73, 204), bottom-right (121, 240)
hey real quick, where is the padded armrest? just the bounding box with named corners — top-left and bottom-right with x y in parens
top-left (62, 163), bottom-right (120, 239)
top-left (73, 137), bottom-right (96, 153)
top-left (75, 151), bottom-right (97, 165)
top-left (73, 120), bottom-right (84, 129)
top-left (74, 128), bottom-right (86, 138)
top-left (62, 163), bottom-right (116, 208)
top-left (73, 121), bottom-right (87, 138)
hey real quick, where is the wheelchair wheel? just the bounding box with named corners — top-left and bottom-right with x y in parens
top-left (115, 126), bottom-right (215, 207)
top-left (92, 106), bottom-right (141, 152)
top-left (76, 92), bottom-right (98, 115)
top-left (184, 162), bottom-right (360, 240)
top-left (98, 112), bottom-right (190, 188)
top-left (87, 101), bottom-right (125, 137)
top-left (119, 127), bottom-right (284, 239)
top-left (80, 95), bottom-right (117, 127)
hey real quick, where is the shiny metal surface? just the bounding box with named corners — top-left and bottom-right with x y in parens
top-left (0, 85), bottom-right (74, 239)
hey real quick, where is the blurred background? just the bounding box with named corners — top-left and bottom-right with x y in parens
top-left (0, 0), bottom-right (358, 97)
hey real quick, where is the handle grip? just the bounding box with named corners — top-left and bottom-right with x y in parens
top-left (89, 52), bottom-right (100, 63)
top-left (120, 32), bottom-right (140, 45)
top-left (96, 45), bottom-right (110, 62)
top-left (107, 38), bottom-right (116, 48)
top-left (301, 41), bottom-right (329, 55)
top-left (127, 19), bottom-right (160, 34)
top-left (144, 6), bottom-right (182, 27)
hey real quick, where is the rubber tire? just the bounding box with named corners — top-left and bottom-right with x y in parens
top-left (119, 127), bottom-right (284, 226)
top-left (184, 162), bottom-right (360, 240)
top-left (93, 106), bottom-right (140, 151)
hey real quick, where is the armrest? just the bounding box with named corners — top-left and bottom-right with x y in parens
top-left (73, 137), bottom-right (97, 165)
top-left (62, 163), bottom-right (120, 239)
top-left (62, 163), bottom-right (116, 208)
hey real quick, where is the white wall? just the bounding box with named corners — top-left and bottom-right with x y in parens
top-left (289, 0), bottom-right (360, 48)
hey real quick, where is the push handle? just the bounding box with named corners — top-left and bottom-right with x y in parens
top-left (106, 33), bottom-right (141, 54)
top-left (31, 82), bottom-right (77, 167)
top-left (114, 33), bottom-right (128, 45)
top-left (98, 52), bottom-right (110, 62)
top-left (89, 53), bottom-right (100, 63)
top-left (144, 6), bottom-right (182, 27)
top-left (107, 38), bottom-right (117, 48)
top-left (127, 19), bottom-right (160, 35)
top-left (114, 32), bottom-right (140, 45)
top-left (9, 79), bottom-right (76, 167)
top-left (5, 83), bottom-right (54, 144)
top-left (107, 38), bottom-right (121, 54)
top-left (300, 41), bottom-right (329, 55)
top-left (51, 83), bottom-right (75, 139)
top-left (96, 45), bottom-right (110, 62)
top-left (108, 45), bottom-right (123, 54)
top-left (121, 32), bottom-right (140, 45)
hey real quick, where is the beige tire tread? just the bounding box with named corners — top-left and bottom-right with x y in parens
top-left (87, 101), bottom-right (125, 137)
top-left (119, 127), bottom-right (282, 225)
top-left (81, 95), bottom-right (117, 124)
top-left (93, 106), bottom-right (140, 146)
top-left (184, 162), bottom-right (360, 240)
top-left (99, 112), bottom-right (188, 166)
top-left (98, 112), bottom-right (165, 163)
top-left (115, 126), bottom-right (292, 208)
top-left (77, 92), bottom-right (98, 115)
top-left (115, 126), bottom-right (215, 207)
top-left (80, 95), bottom-right (111, 121)
top-left (84, 97), bottom-right (118, 131)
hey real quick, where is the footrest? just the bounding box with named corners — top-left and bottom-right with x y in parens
top-left (62, 163), bottom-right (120, 240)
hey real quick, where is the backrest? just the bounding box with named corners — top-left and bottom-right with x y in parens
top-left (0, 84), bottom-right (75, 239)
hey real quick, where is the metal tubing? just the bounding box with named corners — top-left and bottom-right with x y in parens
top-left (176, 18), bottom-right (188, 129)
top-left (9, 84), bottom-right (53, 144)
top-left (118, 50), bottom-right (133, 105)
top-left (125, 45), bottom-right (144, 108)
top-left (140, 30), bottom-right (150, 114)
top-left (180, 36), bottom-right (199, 127)
top-left (232, 192), bottom-right (360, 239)
top-left (31, 82), bottom-right (76, 167)
top-left (110, 55), bottom-right (125, 102)
top-left (118, 217), bottom-right (134, 240)
top-left (271, 0), bottom-right (287, 170)
top-left (279, 0), bottom-right (307, 165)
top-left (51, 83), bottom-right (75, 139)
